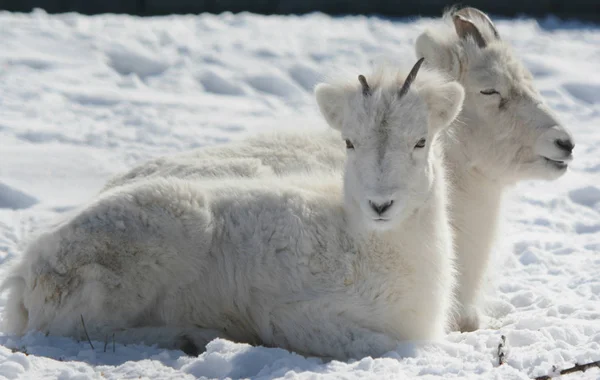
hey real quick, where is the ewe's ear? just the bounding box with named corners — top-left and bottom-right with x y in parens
top-left (315, 83), bottom-right (346, 131)
top-left (423, 81), bottom-right (464, 130)
top-left (415, 31), bottom-right (461, 80)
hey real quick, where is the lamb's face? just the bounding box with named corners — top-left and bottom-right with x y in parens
top-left (315, 62), bottom-right (464, 231)
top-left (341, 90), bottom-right (432, 231)
top-left (462, 44), bottom-right (574, 182)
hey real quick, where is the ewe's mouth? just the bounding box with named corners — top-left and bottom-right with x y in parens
top-left (543, 157), bottom-right (568, 169)
top-left (373, 218), bottom-right (391, 222)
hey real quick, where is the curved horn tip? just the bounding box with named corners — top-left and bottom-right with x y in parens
top-left (407, 57), bottom-right (426, 79)
top-left (358, 74), bottom-right (370, 96)
top-left (453, 13), bottom-right (470, 27)
top-left (453, 7), bottom-right (500, 40)
top-left (452, 14), bottom-right (487, 48)
top-left (398, 58), bottom-right (426, 98)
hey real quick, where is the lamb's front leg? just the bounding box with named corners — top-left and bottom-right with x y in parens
top-left (267, 304), bottom-right (399, 360)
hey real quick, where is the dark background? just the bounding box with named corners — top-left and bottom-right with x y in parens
top-left (0, 0), bottom-right (599, 20)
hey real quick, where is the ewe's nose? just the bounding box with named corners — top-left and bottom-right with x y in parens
top-left (555, 139), bottom-right (574, 154)
top-left (535, 125), bottom-right (574, 159)
top-left (369, 200), bottom-right (394, 215)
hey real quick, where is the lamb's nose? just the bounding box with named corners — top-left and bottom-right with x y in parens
top-left (369, 200), bottom-right (394, 215)
top-left (555, 139), bottom-right (574, 154)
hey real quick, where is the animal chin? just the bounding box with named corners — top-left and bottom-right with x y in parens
top-left (542, 156), bottom-right (568, 170)
top-left (366, 218), bottom-right (395, 231)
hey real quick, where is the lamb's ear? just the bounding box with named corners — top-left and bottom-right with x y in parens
top-left (415, 31), bottom-right (461, 80)
top-left (423, 81), bottom-right (465, 130)
top-left (315, 83), bottom-right (346, 131)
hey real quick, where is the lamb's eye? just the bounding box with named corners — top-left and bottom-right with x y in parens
top-left (414, 138), bottom-right (426, 149)
top-left (480, 89), bottom-right (500, 96)
top-left (345, 139), bottom-right (355, 149)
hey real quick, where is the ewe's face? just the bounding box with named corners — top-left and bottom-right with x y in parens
top-left (341, 89), bottom-right (434, 231)
top-left (463, 46), bottom-right (574, 182)
top-left (416, 7), bottom-right (575, 184)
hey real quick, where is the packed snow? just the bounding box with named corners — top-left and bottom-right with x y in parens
top-left (1, 9), bottom-right (599, 380)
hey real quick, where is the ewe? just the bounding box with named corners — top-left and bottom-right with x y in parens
top-left (3, 60), bottom-right (465, 359)
top-left (104, 7), bottom-right (575, 332)
top-left (415, 7), bottom-right (574, 331)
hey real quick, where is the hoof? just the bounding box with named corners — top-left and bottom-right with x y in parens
top-left (451, 304), bottom-right (481, 332)
top-left (179, 336), bottom-right (200, 356)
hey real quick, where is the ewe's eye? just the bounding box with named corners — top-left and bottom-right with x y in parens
top-left (345, 139), bottom-right (355, 149)
top-left (480, 89), bottom-right (500, 96)
top-left (414, 138), bottom-right (426, 149)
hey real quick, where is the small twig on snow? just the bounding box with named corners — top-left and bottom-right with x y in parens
top-left (534, 360), bottom-right (600, 380)
top-left (497, 335), bottom-right (506, 366)
top-left (103, 334), bottom-right (108, 352)
top-left (80, 314), bottom-right (94, 350)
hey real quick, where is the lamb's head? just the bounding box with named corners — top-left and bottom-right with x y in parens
top-left (315, 59), bottom-right (464, 231)
top-left (416, 7), bottom-right (574, 183)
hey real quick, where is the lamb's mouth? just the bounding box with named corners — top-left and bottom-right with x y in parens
top-left (373, 218), bottom-right (391, 222)
top-left (543, 157), bottom-right (568, 169)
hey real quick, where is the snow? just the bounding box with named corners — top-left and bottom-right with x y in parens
top-left (1, 8), bottom-right (599, 380)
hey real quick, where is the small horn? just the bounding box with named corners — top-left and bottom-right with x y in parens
top-left (398, 57), bottom-right (425, 98)
top-left (358, 75), bottom-right (370, 96)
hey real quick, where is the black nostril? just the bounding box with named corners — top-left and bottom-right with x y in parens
top-left (555, 139), bottom-right (574, 153)
top-left (369, 200), bottom-right (394, 215)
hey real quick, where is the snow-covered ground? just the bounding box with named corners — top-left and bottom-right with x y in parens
top-left (1, 9), bottom-right (599, 379)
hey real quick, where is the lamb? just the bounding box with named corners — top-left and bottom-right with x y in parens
top-left (2, 59), bottom-right (465, 359)
top-left (102, 7), bottom-right (575, 332)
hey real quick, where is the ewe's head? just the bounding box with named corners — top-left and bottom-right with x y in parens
top-left (315, 59), bottom-right (464, 231)
top-left (416, 7), bottom-right (574, 183)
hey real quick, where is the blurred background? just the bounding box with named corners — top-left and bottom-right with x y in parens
top-left (0, 0), bottom-right (598, 20)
